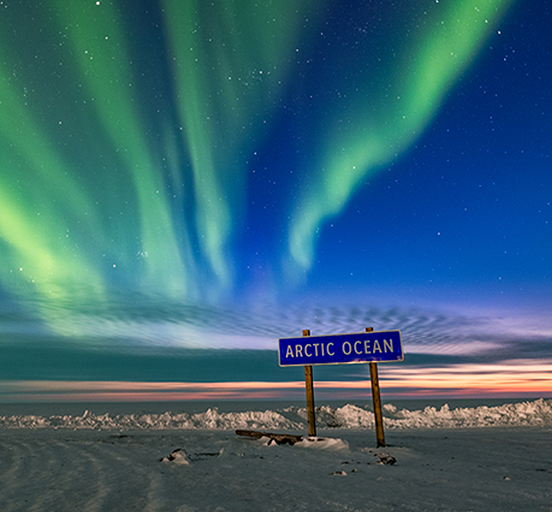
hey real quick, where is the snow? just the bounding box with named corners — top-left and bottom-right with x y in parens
top-left (0, 399), bottom-right (551, 511)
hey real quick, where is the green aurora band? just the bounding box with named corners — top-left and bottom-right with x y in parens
top-left (287, 0), bottom-right (515, 274)
top-left (161, 0), bottom-right (321, 288)
top-left (0, 0), bottom-right (514, 335)
top-left (53, 0), bottom-right (188, 296)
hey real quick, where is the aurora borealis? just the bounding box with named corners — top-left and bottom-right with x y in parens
top-left (1, 0), bottom-right (551, 401)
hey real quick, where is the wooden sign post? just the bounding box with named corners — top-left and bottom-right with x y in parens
top-left (302, 329), bottom-right (317, 437)
top-left (366, 327), bottom-right (385, 447)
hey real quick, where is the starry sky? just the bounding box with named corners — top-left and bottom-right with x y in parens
top-left (1, 0), bottom-right (551, 402)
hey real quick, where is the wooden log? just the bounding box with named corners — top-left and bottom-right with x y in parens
top-left (235, 429), bottom-right (304, 445)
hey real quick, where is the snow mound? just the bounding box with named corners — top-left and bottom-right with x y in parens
top-left (0, 407), bottom-right (302, 431)
top-left (159, 448), bottom-right (191, 465)
top-left (313, 399), bottom-right (552, 429)
top-left (296, 436), bottom-right (350, 451)
top-left (1, 399), bottom-right (550, 431)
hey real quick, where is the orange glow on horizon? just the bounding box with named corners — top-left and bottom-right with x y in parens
top-left (1, 359), bottom-right (551, 402)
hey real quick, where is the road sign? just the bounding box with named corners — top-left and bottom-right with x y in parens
top-left (278, 329), bottom-right (403, 367)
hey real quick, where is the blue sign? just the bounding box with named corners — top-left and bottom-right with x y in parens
top-left (279, 330), bottom-right (403, 367)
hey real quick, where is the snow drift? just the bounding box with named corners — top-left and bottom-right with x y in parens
top-left (1, 398), bottom-right (551, 430)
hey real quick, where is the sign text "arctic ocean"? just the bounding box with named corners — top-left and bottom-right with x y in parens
top-left (278, 330), bottom-right (403, 367)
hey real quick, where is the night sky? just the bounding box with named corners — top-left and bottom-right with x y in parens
top-left (1, 0), bottom-right (551, 402)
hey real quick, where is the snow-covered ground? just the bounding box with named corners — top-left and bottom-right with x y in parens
top-left (1, 399), bottom-right (551, 511)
